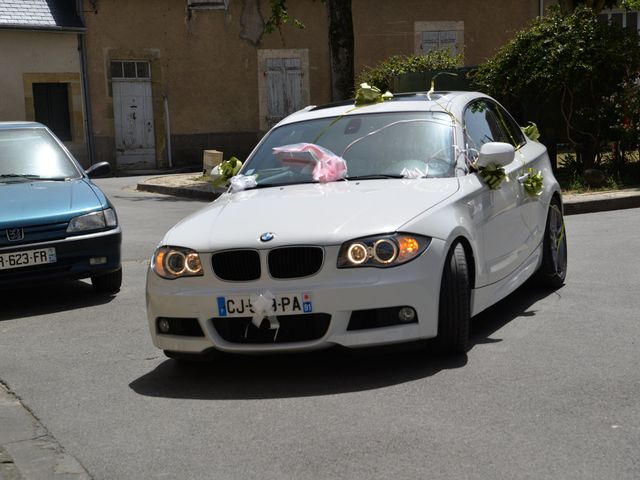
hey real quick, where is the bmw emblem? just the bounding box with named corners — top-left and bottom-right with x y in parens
top-left (260, 232), bottom-right (275, 242)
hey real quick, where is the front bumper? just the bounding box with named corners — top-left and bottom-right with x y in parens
top-left (0, 227), bottom-right (121, 287)
top-left (146, 239), bottom-right (448, 354)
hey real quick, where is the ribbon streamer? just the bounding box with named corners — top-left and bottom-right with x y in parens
top-left (229, 174), bottom-right (258, 192)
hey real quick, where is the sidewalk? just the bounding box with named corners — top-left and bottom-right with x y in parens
top-left (136, 173), bottom-right (640, 215)
top-left (0, 382), bottom-right (91, 480)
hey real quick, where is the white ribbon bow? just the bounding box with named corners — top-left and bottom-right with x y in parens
top-left (249, 291), bottom-right (279, 330)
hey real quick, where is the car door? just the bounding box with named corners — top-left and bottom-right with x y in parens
top-left (463, 99), bottom-right (534, 285)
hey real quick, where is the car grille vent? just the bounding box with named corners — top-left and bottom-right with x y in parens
top-left (268, 247), bottom-right (323, 279)
top-left (212, 313), bottom-right (331, 344)
top-left (0, 222), bottom-right (68, 248)
top-left (211, 250), bottom-right (261, 281)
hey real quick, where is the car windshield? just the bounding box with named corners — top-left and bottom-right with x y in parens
top-left (0, 128), bottom-right (81, 182)
top-left (243, 112), bottom-right (455, 187)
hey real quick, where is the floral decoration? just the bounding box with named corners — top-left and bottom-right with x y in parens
top-left (522, 121), bottom-right (540, 141)
top-left (479, 163), bottom-right (508, 190)
top-left (213, 156), bottom-right (243, 187)
top-left (354, 83), bottom-right (393, 106)
top-left (523, 168), bottom-right (544, 196)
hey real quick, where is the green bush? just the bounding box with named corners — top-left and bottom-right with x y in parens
top-left (472, 5), bottom-right (640, 171)
top-left (356, 51), bottom-right (463, 93)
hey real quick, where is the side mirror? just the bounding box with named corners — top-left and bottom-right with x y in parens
top-left (476, 142), bottom-right (515, 168)
top-left (85, 161), bottom-right (112, 178)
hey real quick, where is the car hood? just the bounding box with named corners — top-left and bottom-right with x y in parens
top-left (0, 178), bottom-right (103, 227)
top-left (163, 178), bottom-right (459, 250)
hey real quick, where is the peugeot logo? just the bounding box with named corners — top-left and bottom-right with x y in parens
top-left (6, 228), bottom-right (24, 242)
top-left (260, 232), bottom-right (275, 242)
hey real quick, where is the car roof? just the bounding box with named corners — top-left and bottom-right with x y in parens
top-left (0, 121), bottom-right (46, 130)
top-left (277, 91), bottom-right (490, 127)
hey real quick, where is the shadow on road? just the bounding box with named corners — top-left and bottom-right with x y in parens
top-left (0, 280), bottom-right (117, 321)
top-left (129, 281), bottom-right (561, 400)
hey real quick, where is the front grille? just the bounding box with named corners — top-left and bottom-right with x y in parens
top-left (268, 247), bottom-right (323, 279)
top-left (0, 222), bottom-right (68, 248)
top-left (212, 313), bottom-right (331, 344)
top-left (211, 250), bottom-right (260, 281)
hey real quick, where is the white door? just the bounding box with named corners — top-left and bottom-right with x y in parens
top-left (463, 100), bottom-right (532, 284)
top-left (266, 58), bottom-right (302, 129)
top-left (112, 70), bottom-right (155, 168)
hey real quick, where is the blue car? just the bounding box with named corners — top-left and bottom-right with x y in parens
top-left (0, 122), bottom-right (122, 293)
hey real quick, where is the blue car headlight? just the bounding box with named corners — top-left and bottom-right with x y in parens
top-left (67, 208), bottom-right (117, 233)
top-left (337, 233), bottom-right (430, 268)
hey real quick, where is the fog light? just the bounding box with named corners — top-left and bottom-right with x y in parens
top-left (158, 318), bottom-right (171, 334)
top-left (90, 256), bottom-right (107, 265)
top-left (398, 307), bottom-right (416, 323)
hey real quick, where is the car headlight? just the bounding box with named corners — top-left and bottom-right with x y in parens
top-left (67, 208), bottom-right (117, 233)
top-left (337, 233), bottom-right (430, 268)
top-left (152, 246), bottom-right (203, 279)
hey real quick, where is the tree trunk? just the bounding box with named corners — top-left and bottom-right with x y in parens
top-left (326, 0), bottom-right (354, 101)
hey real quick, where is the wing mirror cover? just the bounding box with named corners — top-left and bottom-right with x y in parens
top-left (85, 161), bottom-right (112, 178)
top-left (476, 142), bottom-right (515, 168)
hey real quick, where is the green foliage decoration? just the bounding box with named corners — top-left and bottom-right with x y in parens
top-left (478, 163), bottom-right (508, 190)
top-left (523, 168), bottom-right (544, 196)
top-left (354, 83), bottom-right (393, 106)
top-left (522, 122), bottom-right (540, 141)
top-left (356, 51), bottom-right (463, 93)
top-left (213, 157), bottom-right (243, 187)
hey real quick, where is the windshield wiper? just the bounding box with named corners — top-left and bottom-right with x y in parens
top-left (343, 174), bottom-right (405, 181)
top-left (0, 174), bottom-right (68, 181)
top-left (253, 180), bottom-right (318, 189)
top-left (0, 173), bottom-right (41, 179)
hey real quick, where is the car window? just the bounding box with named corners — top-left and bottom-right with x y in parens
top-left (244, 112), bottom-right (456, 186)
top-left (463, 100), bottom-right (525, 151)
top-left (494, 103), bottom-right (526, 148)
top-left (0, 128), bottom-right (81, 181)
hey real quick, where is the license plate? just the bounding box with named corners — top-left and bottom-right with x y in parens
top-left (0, 247), bottom-right (57, 271)
top-left (216, 292), bottom-right (313, 317)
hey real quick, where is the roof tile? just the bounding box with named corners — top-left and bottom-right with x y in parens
top-left (0, 0), bottom-right (84, 30)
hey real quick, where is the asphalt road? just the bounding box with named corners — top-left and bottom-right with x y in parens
top-left (1, 177), bottom-right (639, 480)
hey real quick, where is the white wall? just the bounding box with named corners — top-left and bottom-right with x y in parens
top-left (0, 30), bottom-right (81, 120)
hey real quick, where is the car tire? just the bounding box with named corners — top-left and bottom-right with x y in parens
top-left (535, 198), bottom-right (567, 289)
top-left (435, 243), bottom-right (470, 355)
top-left (91, 267), bottom-right (122, 294)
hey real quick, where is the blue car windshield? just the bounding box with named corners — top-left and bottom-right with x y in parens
top-left (243, 112), bottom-right (455, 186)
top-left (0, 128), bottom-right (82, 181)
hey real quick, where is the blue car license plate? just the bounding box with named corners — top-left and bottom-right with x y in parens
top-left (0, 247), bottom-right (57, 271)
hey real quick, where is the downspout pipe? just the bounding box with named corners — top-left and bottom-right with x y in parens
top-left (164, 95), bottom-right (172, 169)
top-left (540, 0), bottom-right (544, 17)
top-left (77, 0), bottom-right (95, 166)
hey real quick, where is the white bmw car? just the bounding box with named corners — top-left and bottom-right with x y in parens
top-left (146, 91), bottom-right (567, 361)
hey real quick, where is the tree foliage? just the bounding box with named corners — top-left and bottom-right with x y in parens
top-left (473, 6), bottom-right (640, 170)
top-left (356, 51), bottom-right (463, 93)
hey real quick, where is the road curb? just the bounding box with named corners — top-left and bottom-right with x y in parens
top-left (136, 182), bottom-right (218, 201)
top-left (0, 382), bottom-right (91, 480)
top-left (563, 191), bottom-right (640, 215)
